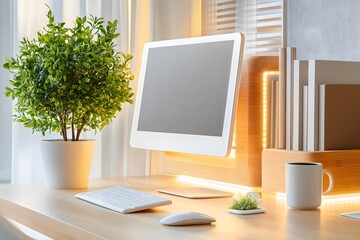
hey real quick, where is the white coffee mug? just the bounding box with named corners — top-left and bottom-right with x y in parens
top-left (286, 162), bottom-right (334, 210)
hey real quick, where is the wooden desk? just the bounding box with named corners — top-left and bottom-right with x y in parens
top-left (0, 176), bottom-right (359, 239)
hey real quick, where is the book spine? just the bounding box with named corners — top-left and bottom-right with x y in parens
top-left (303, 85), bottom-right (308, 151)
top-left (278, 48), bottom-right (286, 149)
top-left (307, 60), bottom-right (316, 151)
top-left (275, 80), bottom-right (280, 148)
top-left (270, 76), bottom-right (279, 148)
top-left (292, 60), bottom-right (300, 151)
top-left (318, 84), bottom-right (325, 151)
top-left (285, 48), bottom-right (296, 150)
top-left (292, 60), bottom-right (308, 151)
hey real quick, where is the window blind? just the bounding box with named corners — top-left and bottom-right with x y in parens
top-left (202, 0), bottom-right (283, 56)
top-left (254, 0), bottom-right (282, 55)
top-left (215, 0), bottom-right (237, 33)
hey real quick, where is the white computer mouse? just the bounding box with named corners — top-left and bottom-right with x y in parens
top-left (160, 212), bottom-right (216, 226)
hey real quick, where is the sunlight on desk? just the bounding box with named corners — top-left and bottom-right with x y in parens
top-left (0, 176), bottom-right (359, 239)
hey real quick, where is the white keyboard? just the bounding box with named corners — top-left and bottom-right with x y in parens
top-left (75, 186), bottom-right (172, 213)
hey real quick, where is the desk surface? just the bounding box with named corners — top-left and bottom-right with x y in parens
top-left (0, 176), bottom-right (360, 239)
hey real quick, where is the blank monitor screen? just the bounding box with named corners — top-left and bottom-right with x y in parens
top-left (131, 33), bottom-right (244, 157)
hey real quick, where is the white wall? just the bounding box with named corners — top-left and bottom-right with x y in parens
top-left (286, 0), bottom-right (360, 61)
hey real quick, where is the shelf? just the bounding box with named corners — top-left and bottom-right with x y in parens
top-left (262, 148), bottom-right (360, 194)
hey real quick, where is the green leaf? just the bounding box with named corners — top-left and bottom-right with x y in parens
top-left (2, 5), bottom-right (134, 141)
top-left (3, 62), bottom-right (9, 69)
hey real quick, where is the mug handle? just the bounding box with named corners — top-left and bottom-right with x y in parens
top-left (323, 169), bottom-right (334, 195)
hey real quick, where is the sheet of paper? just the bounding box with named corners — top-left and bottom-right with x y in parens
top-left (341, 212), bottom-right (360, 220)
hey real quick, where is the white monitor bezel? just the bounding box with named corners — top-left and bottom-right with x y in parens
top-left (130, 32), bottom-right (244, 157)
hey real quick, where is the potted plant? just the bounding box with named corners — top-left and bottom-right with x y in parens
top-left (3, 8), bottom-right (134, 188)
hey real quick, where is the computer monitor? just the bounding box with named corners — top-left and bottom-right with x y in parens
top-left (130, 33), bottom-right (244, 157)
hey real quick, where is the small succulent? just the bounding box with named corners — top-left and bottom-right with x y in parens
top-left (229, 192), bottom-right (261, 210)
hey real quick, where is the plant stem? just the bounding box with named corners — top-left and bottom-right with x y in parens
top-left (63, 114), bottom-right (68, 141)
top-left (59, 113), bottom-right (67, 141)
top-left (71, 114), bottom-right (75, 141)
top-left (76, 121), bottom-right (86, 141)
top-left (61, 127), bottom-right (66, 141)
top-left (62, 123), bottom-right (67, 141)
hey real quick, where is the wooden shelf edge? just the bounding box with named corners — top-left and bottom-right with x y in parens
top-left (262, 148), bottom-right (360, 194)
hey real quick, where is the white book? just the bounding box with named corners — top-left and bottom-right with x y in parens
top-left (292, 60), bottom-right (308, 151)
top-left (275, 80), bottom-right (279, 149)
top-left (278, 48), bottom-right (286, 149)
top-left (269, 75), bottom-right (279, 148)
top-left (303, 85), bottom-right (308, 151)
top-left (319, 84), bottom-right (360, 151)
top-left (318, 84), bottom-right (325, 151)
top-left (307, 60), bottom-right (360, 151)
top-left (285, 48), bottom-right (296, 150)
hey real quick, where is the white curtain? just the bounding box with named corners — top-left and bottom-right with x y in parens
top-left (0, 0), bottom-right (13, 182)
top-left (1, 0), bottom-right (198, 184)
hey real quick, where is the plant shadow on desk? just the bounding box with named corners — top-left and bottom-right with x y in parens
top-left (286, 209), bottom-right (320, 237)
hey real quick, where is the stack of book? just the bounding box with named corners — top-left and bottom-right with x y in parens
top-left (269, 48), bottom-right (360, 151)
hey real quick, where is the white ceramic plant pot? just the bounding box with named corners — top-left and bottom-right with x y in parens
top-left (40, 140), bottom-right (96, 189)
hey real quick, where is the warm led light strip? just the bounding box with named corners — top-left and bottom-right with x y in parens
top-left (177, 175), bottom-right (258, 193)
top-left (262, 71), bottom-right (279, 149)
top-left (323, 193), bottom-right (360, 203)
top-left (276, 192), bottom-right (360, 202)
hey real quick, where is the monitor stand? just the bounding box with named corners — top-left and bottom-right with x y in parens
top-left (158, 187), bottom-right (233, 199)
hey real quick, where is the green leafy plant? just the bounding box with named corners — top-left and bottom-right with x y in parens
top-left (3, 7), bottom-right (134, 141)
top-left (229, 192), bottom-right (261, 210)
